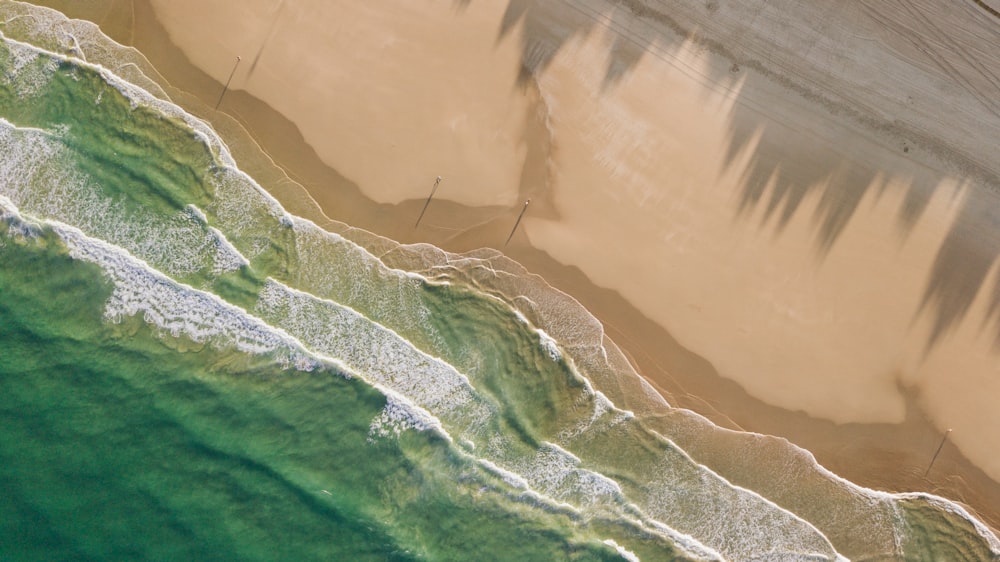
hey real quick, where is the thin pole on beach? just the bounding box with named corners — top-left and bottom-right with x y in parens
top-left (924, 428), bottom-right (952, 477)
top-left (415, 176), bottom-right (443, 228)
top-left (505, 199), bottom-right (530, 247)
top-left (215, 56), bottom-right (242, 110)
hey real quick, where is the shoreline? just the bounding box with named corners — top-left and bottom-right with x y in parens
top-left (33, 0), bottom-right (1000, 533)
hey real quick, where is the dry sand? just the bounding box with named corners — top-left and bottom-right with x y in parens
top-left (153, 0), bottom-right (533, 209)
top-left (38, 0), bottom-right (1000, 529)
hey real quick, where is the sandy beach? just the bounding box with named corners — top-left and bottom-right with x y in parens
top-left (37, 0), bottom-right (1000, 531)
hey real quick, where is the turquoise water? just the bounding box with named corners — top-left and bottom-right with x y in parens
top-left (1, 2), bottom-right (999, 560)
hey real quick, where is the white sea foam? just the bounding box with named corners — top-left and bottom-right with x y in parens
top-left (257, 234), bottom-right (849, 559)
top-left (602, 539), bottom-right (641, 562)
top-left (0, 59), bottom-right (871, 562)
top-left (633, 428), bottom-right (846, 561)
top-left (1, 33), bottom-right (233, 167)
top-left (513, 309), bottom-right (530, 324)
top-left (184, 204), bottom-right (208, 224)
top-left (3, 26), bottom-right (474, 451)
top-left (252, 276), bottom-right (752, 554)
top-left (1, 37), bottom-right (57, 98)
top-left (181, 205), bottom-right (248, 273)
top-left (3, 34), bottom-right (852, 559)
top-left (0, 194), bottom-right (17, 215)
top-left (398, 230), bottom-right (920, 558)
top-left (497, 441), bottom-right (624, 508)
top-left (368, 392), bottom-right (443, 440)
top-left (47, 219), bottom-right (317, 369)
top-left (0, 194), bottom-right (34, 239)
top-left (0, 193), bottom-right (39, 239)
top-left (4, 215), bottom-right (39, 239)
top-left (675, 406), bottom-right (1000, 558)
top-left (30, 212), bottom-right (451, 447)
top-left (6, 38), bottom-right (455, 364)
top-left (537, 328), bottom-right (562, 361)
top-left (0, 5), bottom-right (170, 103)
top-left (475, 458), bottom-right (530, 490)
top-left (255, 279), bottom-right (491, 433)
top-left (5, 34), bottom-right (38, 74)
top-left (4, 16), bottom-right (997, 559)
top-left (902, 493), bottom-right (1000, 554)
top-left (0, 120), bottom-right (251, 282)
top-left (557, 390), bottom-right (632, 442)
top-left (208, 226), bottom-right (249, 274)
top-left (283, 217), bottom-right (446, 342)
top-left (44, 214), bottom-right (451, 446)
top-left (204, 168), bottom-right (287, 262)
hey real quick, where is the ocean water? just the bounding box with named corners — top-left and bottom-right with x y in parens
top-left (1, 2), bottom-right (999, 560)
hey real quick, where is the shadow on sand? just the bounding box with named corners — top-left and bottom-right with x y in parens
top-left (480, 0), bottom-right (1000, 351)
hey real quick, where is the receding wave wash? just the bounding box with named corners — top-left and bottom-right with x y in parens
top-left (1, 2), bottom-right (998, 560)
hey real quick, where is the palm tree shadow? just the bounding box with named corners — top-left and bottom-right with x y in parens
top-left (921, 189), bottom-right (1000, 348)
top-left (471, 0), bottom-right (1000, 352)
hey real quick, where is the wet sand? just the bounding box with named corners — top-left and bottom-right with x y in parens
top-left (36, 0), bottom-right (1000, 531)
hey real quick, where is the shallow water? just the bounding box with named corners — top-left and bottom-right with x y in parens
top-left (1, 2), bottom-right (999, 560)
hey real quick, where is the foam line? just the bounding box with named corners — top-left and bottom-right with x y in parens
top-left (255, 279), bottom-right (768, 558)
top-left (1, 32), bottom-right (230, 163)
top-left (51, 221), bottom-right (312, 362)
top-left (5, 19), bottom-right (997, 558)
top-left (207, 226), bottom-right (250, 273)
top-left (256, 279), bottom-right (487, 417)
top-left (537, 328), bottom-right (562, 361)
top-left (258, 280), bottom-right (846, 559)
top-left (660, 403), bottom-right (1000, 557)
top-left (602, 540), bottom-right (641, 562)
top-left (3, 205), bottom-right (728, 560)
top-left (28, 212), bottom-right (453, 450)
top-left (2, 0), bottom-right (170, 101)
top-left (4, 33), bottom-right (440, 298)
top-left (0, 120), bottom-right (247, 281)
top-left (367, 391), bottom-right (444, 440)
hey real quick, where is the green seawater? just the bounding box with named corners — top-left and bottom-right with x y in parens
top-left (1, 2), bottom-right (999, 560)
top-left (0, 229), bottom-right (643, 561)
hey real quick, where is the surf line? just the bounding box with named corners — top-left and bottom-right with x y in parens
top-left (505, 199), bottom-right (530, 247)
top-left (415, 176), bottom-right (442, 228)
